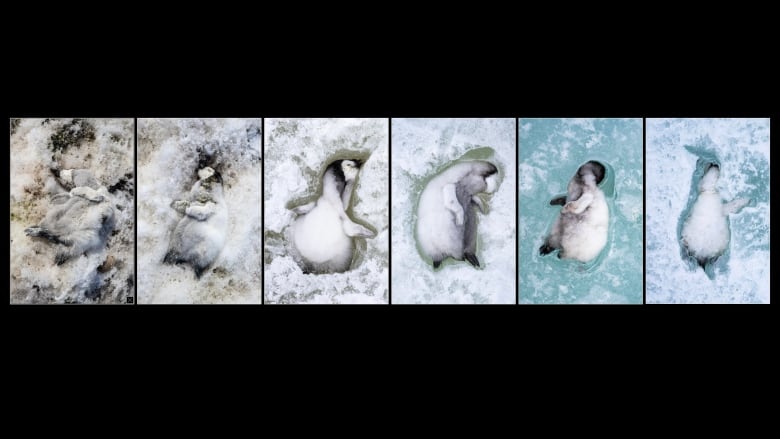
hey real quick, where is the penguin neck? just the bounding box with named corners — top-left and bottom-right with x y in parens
top-left (322, 180), bottom-right (344, 207)
top-left (322, 171), bottom-right (355, 209)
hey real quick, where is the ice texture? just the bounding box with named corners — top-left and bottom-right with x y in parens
top-left (263, 118), bottom-right (389, 304)
top-left (137, 119), bottom-right (261, 304)
top-left (519, 118), bottom-right (643, 304)
top-left (391, 118), bottom-right (516, 304)
top-left (646, 118), bottom-right (769, 304)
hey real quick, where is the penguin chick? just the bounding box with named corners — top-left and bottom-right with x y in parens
top-left (416, 160), bottom-right (499, 269)
top-left (25, 185), bottom-right (115, 265)
top-left (163, 167), bottom-right (228, 279)
top-left (681, 162), bottom-right (750, 274)
top-left (290, 159), bottom-right (375, 274)
top-left (540, 160), bottom-right (608, 263)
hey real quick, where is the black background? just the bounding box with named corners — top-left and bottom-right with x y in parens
top-left (5, 37), bottom-right (774, 377)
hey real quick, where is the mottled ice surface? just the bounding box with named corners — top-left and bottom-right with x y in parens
top-left (137, 119), bottom-right (261, 304)
top-left (264, 119), bottom-right (388, 304)
top-left (10, 118), bottom-right (135, 304)
top-left (391, 118), bottom-right (516, 304)
top-left (646, 118), bottom-right (770, 304)
top-left (519, 119), bottom-right (643, 304)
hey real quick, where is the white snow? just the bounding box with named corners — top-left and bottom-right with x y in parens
top-left (391, 118), bottom-right (516, 304)
top-left (646, 118), bottom-right (770, 304)
top-left (263, 118), bottom-right (389, 304)
top-left (10, 118), bottom-right (135, 304)
top-left (137, 119), bottom-right (261, 304)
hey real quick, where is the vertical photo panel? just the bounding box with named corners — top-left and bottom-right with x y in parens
top-left (137, 119), bottom-right (262, 304)
top-left (646, 118), bottom-right (769, 304)
top-left (391, 118), bottom-right (516, 304)
top-left (518, 118), bottom-right (643, 304)
top-left (263, 118), bottom-right (389, 304)
top-left (10, 118), bottom-right (135, 304)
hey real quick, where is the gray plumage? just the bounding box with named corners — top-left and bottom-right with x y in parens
top-left (25, 171), bottom-right (114, 265)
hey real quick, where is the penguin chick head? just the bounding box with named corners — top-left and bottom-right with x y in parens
top-left (477, 162), bottom-right (499, 193)
top-left (197, 167), bottom-right (223, 190)
top-left (340, 159), bottom-right (362, 182)
top-left (699, 163), bottom-right (720, 193)
top-left (577, 161), bottom-right (606, 186)
top-left (198, 167), bottom-right (216, 180)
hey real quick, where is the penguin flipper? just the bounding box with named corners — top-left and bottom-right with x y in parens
top-left (442, 183), bottom-right (464, 226)
top-left (70, 186), bottom-right (104, 203)
top-left (471, 195), bottom-right (487, 214)
top-left (185, 202), bottom-right (217, 221)
top-left (563, 192), bottom-right (594, 214)
top-left (26, 227), bottom-right (70, 246)
top-left (50, 193), bottom-right (72, 205)
top-left (723, 198), bottom-right (751, 215)
top-left (549, 196), bottom-right (567, 206)
top-left (342, 219), bottom-right (375, 238)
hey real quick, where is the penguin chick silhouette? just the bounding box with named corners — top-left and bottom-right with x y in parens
top-left (163, 167), bottom-right (228, 278)
top-left (540, 160), bottom-right (608, 263)
top-left (416, 160), bottom-right (499, 269)
top-left (25, 170), bottom-right (115, 265)
top-left (681, 162), bottom-right (750, 275)
top-left (290, 159), bottom-right (375, 274)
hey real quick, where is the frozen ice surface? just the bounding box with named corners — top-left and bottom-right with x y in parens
top-left (646, 118), bottom-right (769, 304)
top-left (10, 118), bottom-right (135, 303)
top-left (519, 119), bottom-right (643, 304)
top-left (137, 119), bottom-right (261, 304)
top-left (391, 119), bottom-right (516, 304)
top-left (264, 119), bottom-right (388, 304)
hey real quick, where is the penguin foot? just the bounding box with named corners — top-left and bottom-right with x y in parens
top-left (163, 250), bottom-right (181, 265)
top-left (549, 196), bottom-right (566, 206)
top-left (27, 227), bottom-right (69, 246)
top-left (433, 260), bottom-right (442, 269)
top-left (193, 266), bottom-right (206, 279)
top-left (464, 253), bottom-right (480, 268)
top-left (539, 244), bottom-right (556, 255)
top-left (55, 252), bottom-right (70, 265)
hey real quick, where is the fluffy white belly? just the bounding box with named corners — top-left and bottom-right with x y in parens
top-left (293, 202), bottom-right (351, 264)
top-left (561, 197), bottom-right (608, 262)
top-left (416, 188), bottom-right (462, 259)
top-left (178, 207), bottom-right (228, 263)
top-left (682, 194), bottom-right (729, 259)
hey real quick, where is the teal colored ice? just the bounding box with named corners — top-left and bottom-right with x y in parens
top-left (646, 118), bottom-right (770, 304)
top-left (519, 119), bottom-right (644, 304)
